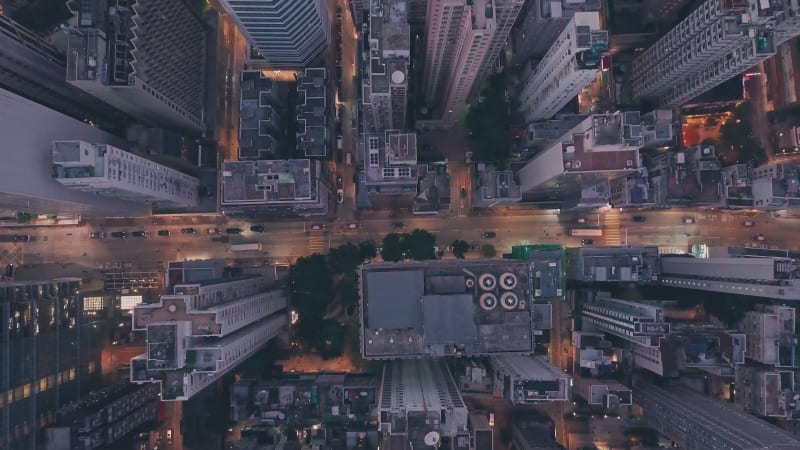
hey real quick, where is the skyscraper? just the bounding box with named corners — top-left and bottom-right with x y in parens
top-left (0, 279), bottom-right (102, 450)
top-left (217, 0), bottom-right (329, 68)
top-left (632, 0), bottom-right (782, 107)
top-left (422, 0), bottom-right (496, 123)
top-left (363, 0), bottom-right (410, 132)
top-left (467, 0), bottom-right (525, 100)
top-left (66, 0), bottom-right (208, 133)
top-left (130, 272), bottom-right (288, 401)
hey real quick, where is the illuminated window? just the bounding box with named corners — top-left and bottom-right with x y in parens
top-left (83, 296), bottom-right (103, 311)
top-left (39, 377), bottom-right (47, 392)
top-left (88, 361), bottom-right (96, 374)
top-left (23, 383), bottom-right (31, 398)
top-left (120, 296), bottom-right (142, 310)
top-left (6, 390), bottom-right (13, 404)
top-left (69, 368), bottom-right (76, 381)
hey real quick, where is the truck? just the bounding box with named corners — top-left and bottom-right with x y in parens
top-left (569, 228), bottom-right (603, 237)
top-left (229, 243), bottom-right (262, 252)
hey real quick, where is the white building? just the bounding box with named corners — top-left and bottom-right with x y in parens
top-left (658, 255), bottom-right (800, 300)
top-left (491, 355), bottom-right (571, 403)
top-left (518, 12), bottom-right (607, 122)
top-left (740, 305), bottom-right (797, 367)
top-left (362, 130), bottom-right (419, 195)
top-left (363, 0), bottom-right (410, 132)
top-left (130, 275), bottom-right (288, 401)
top-left (217, 0), bottom-right (329, 68)
top-left (66, 0), bottom-right (207, 132)
top-left (750, 162), bottom-right (800, 212)
top-left (52, 141), bottom-right (198, 209)
top-left (581, 293), bottom-right (668, 347)
top-left (632, 0), bottom-right (778, 107)
top-left (516, 112), bottom-right (642, 202)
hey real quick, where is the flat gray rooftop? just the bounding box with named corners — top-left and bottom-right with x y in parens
top-left (221, 160), bottom-right (313, 205)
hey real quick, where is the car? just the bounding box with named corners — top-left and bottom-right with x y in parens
top-left (110, 231), bottom-right (128, 239)
top-left (132, 231), bottom-right (147, 238)
top-left (166, 429), bottom-right (173, 445)
top-left (743, 220), bottom-right (755, 227)
top-left (582, 239), bottom-right (595, 245)
top-left (90, 231), bottom-right (105, 239)
top-left (337, 189), bottom-right (344, 204)
top-left (347, 223), bottom-right (361, 230)
top-left (753, 234), bottom-right (766, 241)
top-left (226, 228), bottom-right (243, 235)
top-left (460, 185), bottom-right (466, 197)
top-left (577, 217), bottom-right (587, 224)
top-left (13, 235), bottom-right (31, 242)
top-left (207, 227), bottom-right (222, 235)
top-left (310, 224), bottom-right (326, 231)
top-left (250, 225), bottom-right (265, 233)
top-left (392, 221), bottom-right (405, 229)
top-left (181, 227), bottom-right (197, 235)
top-left (632, 215), bottom-right (647, 222)
top-left (157, 229), bottom-right (171, 237)
top-left (683, 217), bottom-right (696, 224)
top-left (482, 231), bottom-right (496, 239)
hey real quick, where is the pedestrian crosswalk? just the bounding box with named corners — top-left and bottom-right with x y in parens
top-left (308, 233), bottom-right (328, 254)
top-left (604, 209), bottom-right (622, 246)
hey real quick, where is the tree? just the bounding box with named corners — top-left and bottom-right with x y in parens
top-left (381, 233), bottom-right (405, 262)
top-left (403, 229), bottom-right (437, 260)
top-left (327, 242), bottom-right (362, 274)
top-left (358, 240), bottom-right (378, 260)
top-left (480, 244), bottom-right (497, 258)
top-left (317, 319), bottom-right (345, 359)
top-left (464, 74), bottom-right (512, 162)
top-left (451, 240), bottom-right (470, 259)
top-left (720, 101), bottom-right (768, 166)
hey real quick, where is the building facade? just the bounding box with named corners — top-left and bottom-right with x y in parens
top-left (517, 12), bottom-right (607, 122)
top-left (296, 68), bottom-right (330, 158)
top-left (581, 292), bottom-right (669, 347)
top-left (0, 279), bottom-right (102, 450)
top-left (741, 305), bottom-right (797, 367)
top-left (362, 130), bottom-right (418, 196)
top-left (218, 0), bottom-right (329, 68)
top-left (491, 356), bottom-right (571, 403)
top-left (131, 274), bottom-right (288, 400)
top-left (52, 141), bottom-right (199, 209)
top-left (631, 0), bottom-right (780, 107)
top-left (467, 0), bottom-right (525, 100)
top-left (66, 0), bottom-right (207, 133)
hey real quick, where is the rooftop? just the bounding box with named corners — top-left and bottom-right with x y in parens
top-left (52, 141), bottom-right (105, 178)
top-left (239, 71), bottom-right (287, 159)
top-left (475, 165), bottom-right (522, 206)
top-left (360, 260), bottom-right (538, 358)
top-left (471, 0), bottom-right (496, 30)
top-left (566, 246), bottom-right (660, 282)
top-left (413, 164), bottom-right (451, 214)
top-left (221, 159), bottom-right (314, 205)
top-left (364, 130), bottom-right (418, 184)
top-left (296, 68), bottom-right (328, 157)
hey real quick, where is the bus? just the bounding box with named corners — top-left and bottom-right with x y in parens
top-left (570, 228), bottom-right (603, 237)
top-left (229, 243), bottom-right (262, 252)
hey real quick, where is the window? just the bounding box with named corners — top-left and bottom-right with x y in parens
top-left (383, 168), bottom-right (395, 178)
top-left (83, 296), bottom-right (103, 311)
top-left (368, 136), bottom-right (380, 151)
top-left (369, 152), bottom-right (380, 167)
top-left (398, 167), bottom-right (411, 177)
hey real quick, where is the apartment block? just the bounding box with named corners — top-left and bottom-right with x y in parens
top-left (508, 244), bottom-right (565, 302)
top-left (362, 0), bottom-right (410, 132)
top-left (220, 159), bottom-right (327, 215)
top-left (750, 162), bottom-right (800, 211)
top-left (217, 0), bottom-right (329, 68)
top-left (491, 356), bottom-right (572, 403)
top-left (130, 274), bottom-right (288, 400)
top-left (645, 145), bottom-right (723, 206)
top-left (518, 12), bottom-right (608, 122)
top-left (581, 292), bottom-right (669, 347)
top-left (736, 365), bottom-right (800, 420)
top-left (296, 68), bottom-right (329, 158)
top-left (422, 0), bottom-right (496, 123)
top-left (66, 0), bottom-right (207, 132)
top-left (473, 165), bottom-right (522, 208)
top-left (566, 246), bottom-right (660, 283)
top-left (362, 130), bottom-right (418, 196)
top-left (634, 380), bottom-right (800, 450)
top-left (359, 260), bottom-right (538, 359)
top-left (740, 305), bottom-right (796, 367)
top-left (0, 279), bottom-right (102, 450)
top-left (45, 383), bottom-right (160, 450)
top-left (52, 141), bottom-right (199, 209)
top-left (640, 109), bottom-right (675, 149)
top-left (658, 254), bottom-right (800, 300)
top-left (721, 163), bottom-right (754, 208)
top-left (238, 71), bottom-right (290, 160)
top-left (632, 0), bottom-right (779, 107)
top-left (572, 331), bottom-right (619, 378)
top-left (515, 112), bottom-right (642, 202)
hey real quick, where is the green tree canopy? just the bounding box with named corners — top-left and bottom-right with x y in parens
top-left (381, 233), bottom-right (405, 262)
top-left (451, 240), bottom-right (470, 259)
top-left (720, 101), bottom-right (768, 166)
top-left (480, 244), bottom-right (497, 258)
top-left (403, 229), bottom-right (437, 260)
top-left (327, 242), bottom-right (362, 274)
top-left (358, 240), bottom-right (378, 260)
top-left (464, 75), bottom-right (512, 162)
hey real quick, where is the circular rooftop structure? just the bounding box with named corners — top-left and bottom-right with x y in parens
top-left (391, 70), bottom-right (405, 84)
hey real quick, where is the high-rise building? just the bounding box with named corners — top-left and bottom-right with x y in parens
top-left (361, 130), bottom-right (419, 196)
top-left (130, 273), bottom-right (288, 400)
top-left (296, 68), bottom-right (330, 157)
top-left (491, 356), bottom-right (572, 403)
top-left (66, 0), bottom-right (208, 133)
top-left (363, 0), bottom-right (410, 132)
top-left (633, 380), bottom-right (800, 450)
top-left (52, 141), bottom-right (199, 209)
top-left (378, 359), bottom-right (471, 450)
top-left (0, 15), bottom-right (127, 133)
top-left (631, 0), bottom-right (785, 107)
top-left (517, 12), bottom-right (607, 122)
top-left (658, 254), bottom-right (800, 300)
top-left (581, 292), bottom-right (669, 347)
top-left (515, 112), bottom-right (643, 202)
top-left (565, 246), bottom-right (661, 283)
top-left (740, 305), bottom-right (796, 367)
top-left (408, 0), bottom-right (429, 30)
top-left (0, 278), bottom-right (102, 450)
top-left (217, 0), bottom-right (329, 68)
top-left (467, 0), bottom-right (525, 100)
top-left (422, 0), bottom-right (496, 123)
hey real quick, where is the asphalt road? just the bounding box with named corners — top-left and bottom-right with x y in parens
top-left (6, 208), bottom-right (797, 270)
